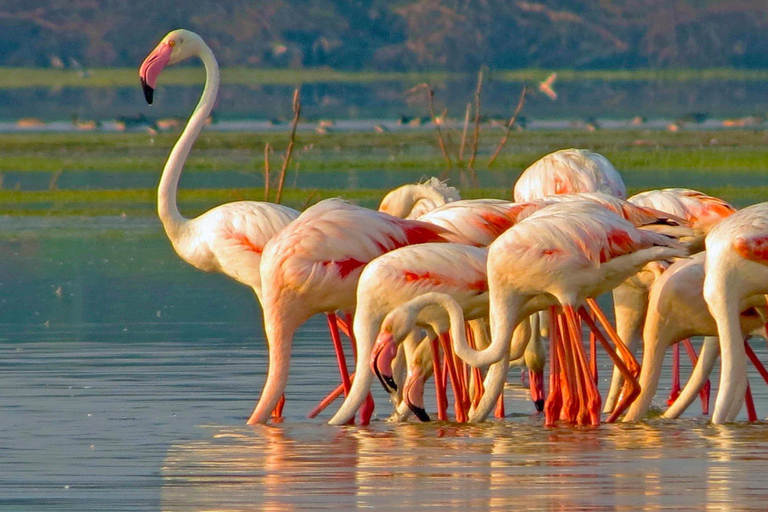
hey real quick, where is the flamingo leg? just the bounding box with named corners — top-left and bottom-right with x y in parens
top-left (589, 310), bottom-right (598, 383)
top-left (544, 307), bottom-right (563, 427)
top-left (555, 311), bottom-right (579, 424)
top-left (667, 342), bottom-right (681, 406)
top-left (430, 338), bottom-right (448, 421)
top-left (495, 392), bottom-right (506, 419)
top-left (579, 303), bottom-right (640, 423)
top-left (327, 314), bottom-right (353, 394)
top-left (439, 333), bottom-right (468, 422)
top-left (307, 372), bottom-right (356, 418)
top-left (745, 381), bottom-right (758, 422)
top-left (272, 395), bottom-right (286, 420)
top-left (745, 339), bottom-right (768, 386)
top-left (682, 338), bottom-right (710, 415)
top-left (564, 305), bottom-right (601, 426)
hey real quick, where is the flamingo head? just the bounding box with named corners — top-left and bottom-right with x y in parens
top-left (139, 29), bottom-right (204, 104)
top-left (529, 368), bottom-right (545, 412)
top-left (370, 328), bottom-right (398, 393)
top-left (403, 352), bottom-right (431, 422)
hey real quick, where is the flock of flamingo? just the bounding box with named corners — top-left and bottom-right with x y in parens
top-left (139, 29), bottom-right (768, 427)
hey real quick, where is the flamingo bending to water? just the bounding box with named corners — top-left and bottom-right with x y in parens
top-left (513, 148), bottom-right (626, 202)
top-left (251, 199), bottom-right (449, 424)
top-left (703, 202), bottom-right (768, 423)
top-left (604, 189), bottom-right (736, 413)
top-left (622, 253), bottom-right (767, 421)
top-left (375, 202), bottom-right (686, 424)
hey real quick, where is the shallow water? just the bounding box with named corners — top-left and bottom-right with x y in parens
top-left (2, 218), bottom-right (768, 511)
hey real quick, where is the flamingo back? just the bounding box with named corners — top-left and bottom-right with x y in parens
top-left (629, 188), bottom-right (736, 233)
top-left (513, 148), bottom-right (626, 202)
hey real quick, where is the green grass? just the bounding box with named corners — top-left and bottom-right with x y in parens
top-left (0, 129), bottom-right (764, 215)
top-left (3, 67), bottom-right (768, 89)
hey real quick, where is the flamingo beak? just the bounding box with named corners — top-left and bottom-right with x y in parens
top-left (370, 331), bottom-right (398, 392)
top-left (139, 42), bottom-right (173, 105)
top-left (529, 368), bottom-right (545, 412)
top-left (404, 364), bottom-right (430, 422)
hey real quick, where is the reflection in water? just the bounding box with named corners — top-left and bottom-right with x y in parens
top-left (161, 422), bottom-right (768, 511)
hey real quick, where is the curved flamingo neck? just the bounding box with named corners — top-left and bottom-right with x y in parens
top-left (158, 42), bottom-right (220, 242)
top-left (404, 292), bottom-right (523, 368)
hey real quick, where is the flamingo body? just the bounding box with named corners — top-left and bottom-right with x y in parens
top-left (251, 199), bottom-right (449, 424)
top-left (513, 149), bottom-right (626, 202)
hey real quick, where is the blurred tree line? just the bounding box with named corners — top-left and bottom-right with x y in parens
top-left (1, 0), bottom-right (767, 70)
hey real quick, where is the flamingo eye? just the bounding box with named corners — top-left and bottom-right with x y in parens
top-left (168, 40), bottom-right (176, 47)
top-left (383, 324), bottom-right (392, 333)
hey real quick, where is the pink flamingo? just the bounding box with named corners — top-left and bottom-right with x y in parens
top-left (140, 30), bottom-right (303, 417)
top-left (622, 253), bottom-right (768, 421)
top-left (604, 188), bottom-right (736, 413)
top-left (139, 29), bottom-right (300, 301)
top-left (379, 177), bottom-right (460, 219)
top-left (375, 201), bottom-right (686, 424)
top-left (249, 198), bottom-right (448, 424)
top-left (703, 202), bottom-right (768, 423)
top-left (328, 243), bottom-right (541, 425)
top-left (513, 148), bottom-right (626, 202)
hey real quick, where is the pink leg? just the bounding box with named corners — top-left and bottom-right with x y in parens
top-left (745, 381), bottom-right (758, 422)
top-left (580, 301), bottom-right (640, 423)
top-left (307, 372), bottom-right (356, 418)
top-left (564, 305), bottom-right (601, 426)
top-left (681, 338), bottom-right (710, 415)
top-left (544, 307), bottom-right (563, 427)
top-left (430, 338), bottom-right (448, 421)
top-left (439, 333), bottom-right (468, 422)
top-left (667, 342), bottom-right (681, 406)
top-left (327, 314), bottom-right (352, 395)
top-left (272, 395), bottom-right (286, 421)
top-left (745, 339), bottom-right (768, 386)
top-left (555, 311), bottom-right (580, 424)
top-left (495, 392), bottom-right (506, 419)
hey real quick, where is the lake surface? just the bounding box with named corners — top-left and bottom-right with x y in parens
top-left (2, 217), bottom-right (768, 511)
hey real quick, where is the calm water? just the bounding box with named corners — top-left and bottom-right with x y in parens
top-left (2, 218), bottom-right (768, 511)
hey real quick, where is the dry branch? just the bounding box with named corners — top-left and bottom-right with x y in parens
top-left (263, 142), bottom-right (271, 201)
top-left (488, 86), bottom-right (528, 168)
top-left (467, 68), bottom-right (484, 184)
top-left (275, 88), bottom-right (301, 204)
top-left (458, 102), bottom-right (472, 163)
top-left (407, 83), bottom-right (452, 169)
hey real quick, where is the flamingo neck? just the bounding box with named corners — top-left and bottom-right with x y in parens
top-left (158, 42), bottom-right (220, 242)
top-left (409, 292), bottom-right (525, 368)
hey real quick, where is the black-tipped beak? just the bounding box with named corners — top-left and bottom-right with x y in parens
top-left (409, 404), bottom-right (431, 422)
top-left (141, 78), bottom-right (154, 105)
top-left (535, 398), bottom-right (545, 412)
top-left (373, 363), bottom-right (398, 394)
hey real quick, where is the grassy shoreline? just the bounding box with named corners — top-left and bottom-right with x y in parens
top-left (0, 129), bottom-right (764, 216)
top-left (2, 67), bottom-right (768, 89)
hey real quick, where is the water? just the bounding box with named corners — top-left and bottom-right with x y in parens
top-left (2, 218), bottom-right (768, 511)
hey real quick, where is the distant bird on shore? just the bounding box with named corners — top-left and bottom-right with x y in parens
top-left (538, 72), bottom-right (558, 100)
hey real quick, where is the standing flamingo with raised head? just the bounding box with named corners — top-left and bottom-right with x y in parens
top-left (374, 201), bottom-right (687, 424)
top-left (140, 30), bottom-right (303, 418)
top-left (250, 198), bottom-right (449, 424)
top-left (703, 202), bottom-right (768, 423)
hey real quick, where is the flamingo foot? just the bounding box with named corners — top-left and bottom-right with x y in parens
top-left (359, 392), bottom-right (375, 426)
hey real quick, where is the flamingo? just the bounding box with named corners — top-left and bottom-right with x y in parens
top-left (603, 189), bottom-right (736, 413)
top-left (328, 243), bottom-right (542, 425)
top-left (622, 253), bottom-right (768, 421)
top-left (374, 201), bottom-right (686, 424)
top-left (139, 29), bottom-right (300, 301)
top-left (250, 198), bottom-right (449, 424)
top-left (139, 30), bottom-right (303, 417)
top-left (513, 148), bottom-right (626, 202)
top-left (378, 177), bottom-right (460, 219)
top-left (703, 202), bottom-right (768, 423)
